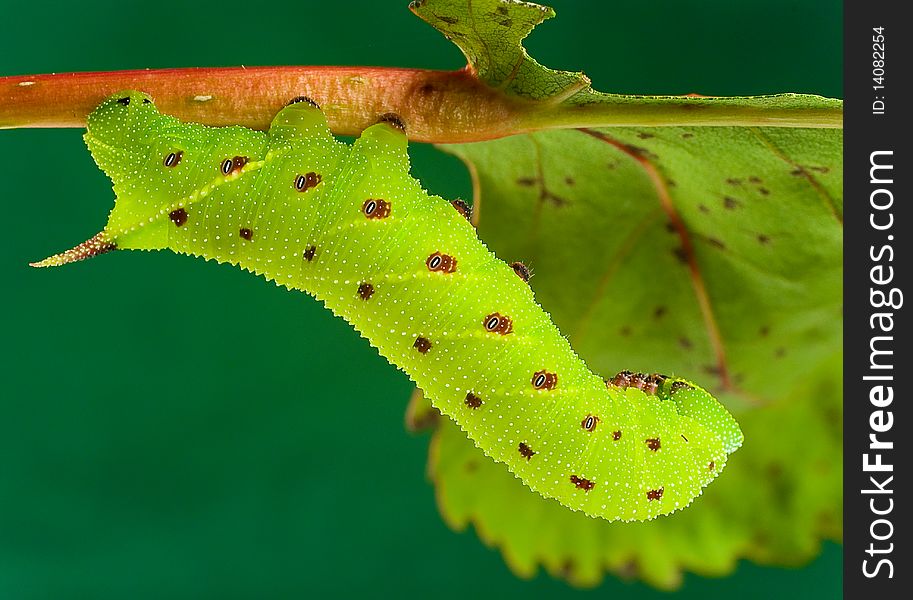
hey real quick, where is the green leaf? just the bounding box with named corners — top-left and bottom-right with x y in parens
top-left (408, 0), bottom-right (843, 589)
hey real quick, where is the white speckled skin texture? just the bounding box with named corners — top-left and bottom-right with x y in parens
top-left (40, 91), bottom-right (742, 521)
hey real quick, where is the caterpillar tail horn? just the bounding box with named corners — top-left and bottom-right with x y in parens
top-left (29, 231), bottom-right (116, 268)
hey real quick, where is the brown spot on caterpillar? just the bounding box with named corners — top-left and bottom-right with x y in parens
top-left (451, 199), bottom-right (471, 221)
top-left (646, 437), bottom-right (661, 451)
top-left (483, 313), bottom-right (513, 335)
top-left (294, 171), bottom-right (322, 192)
top-left (564, 176), bottom-right (575, 185)
top-left (646, 488), bottom-right (664, 501)
top-left (377, 113), bottom-right (406, 132)
top-left (570, 475), bottom-right (595, 492)
top-left (286, 96), bottom-right (319, 108)
top-left (303, 245), bottom-right (317, 262)
top-left (220, 156), bottom-right (248, 176)
top-left (608, 370), bottom-right (633, 388)
top-left (709, 461), bottom-right (715, 471)
top-left (413, 337), bottom-right (432, 354)
top-left (670, 381), bottom-right (693, 394)
top-left (581, 415), bottom-right (599, 432)
top-left (643, 373), bottom-right (667, 395)
top-left (532, 370), bottom-right (557, 390)
top-left (116, 97), bottom-right (130, 106)
top-left (723, 196), bottom-right (741, 209)
top-left (357, 282), bottom-right (375, 300)
top-left (169, 208), bottom-right (188, 227)
top-left (426, 252), bottom-right (457, 273)
top-left (363, 198), bottom-right (391, 219)
top-left (464, 393), bottom-right (483, 408)
top-left (510, 261), bottom-right (531, 282)
top-left (654, 306), bottom-right (667, 319)
top-left (681, 434), bottom-right (689, 442)
top-left (758, 187), bottom-right (770, 196)
top-left (758, 234), bottom-right (771, 244)
top-left (239, 228), bottom-right (253, 241)
top-left (516, 176), bottom-right (537, 187)
top-left (673, 247), bottom-right (688, 264)
top-left (164, 151), bottom-right (182, 168)
top-left (665, 221), bottom-right (677, 233)
top-left (518, 442), bottom-right (536, 460)
top-left (612, 430), bottom-right (622, 441)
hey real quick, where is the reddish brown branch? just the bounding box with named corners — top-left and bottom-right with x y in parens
top-left (1, 67), bottom-right (523, 143)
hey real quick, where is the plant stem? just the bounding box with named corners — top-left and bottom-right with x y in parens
top-left (1, 67), bottom-right (842, 143)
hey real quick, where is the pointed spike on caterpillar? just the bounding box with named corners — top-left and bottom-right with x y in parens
top-left (31, 90), bottom-right (744, 523)
top-left (30, 231), bottom-right (116, 268)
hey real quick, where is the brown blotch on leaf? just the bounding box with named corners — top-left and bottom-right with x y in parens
top-left (510, 261), bottom-right (531, 282)
top-left (414, 337), bottom-right (432, 354)
top-left (636, 132), bottom-right (655, 139)
top-left (437, 14), bottom-right (458, 24)
top-left (758, 187), bottom-right (770, 196)
top-left (619, 325), bottom-right (632, 337)
top-left (790, 167), bottom-right (806, 176)
top-left (451, 199), bottom-right (472, 221)
top-left (758, 234), bottom-right (771, 244)
top-left (295, 171), bottom-right (322, 192)
top-left (723, 196), bottom-right (741, 210)
top-left (564, 176), bottom-right (575, 186)
top-left (707, 237), bottom-right (726, 250)
top-left (654, 306), bottom-right (667, 319)
top-left (726, 177), bottom-right (742, 186)
top-left (362, 198), bottom-right (391, 219)
top-left (570, 475), bottom-right (595, 492)
top-left (760, 325), bottom-right (770, 337)
top-left (357, 282), bottom-right (375, 300)
top-left (532, 370), bottom-right (557, 390)
top-left (164, 151), bottom-right (182, 168)
top-left (665, 221), bottom-right (677, 234)
top-left (810, 166), bottom-right (830, 174)
top-left (646, 488), bottom-right (664, 501)
top-left (518, 442), bottom-right (536, 460)
top-left (483, 312), bottom-right (513, 335)
top-left (516, 176), bottom-right (537, 187)
top-left (698, 204), bottom-right (710, 214)
top-left (303, 245), bottom-right (317, 262)
top-left (169, 208), bottom-right (188, 227)
top-left (775, 347), bottom-right (787, 358)
top-left (678, 336), bottom-right (693, 349)
top-left (581, 415), bottom-right (599, 432)
top-left (464, 393), bottom-right (483, 408)
top-left (673, 247), bottom-right (689, 264)
top-left (749, 176), bottom-right (762, 183)
top-left (646, 437), bottom-right (661, 451)
top-left (239, 228), bottom-right (253, 241)
top-left (681, 132), bottom-right (694, 139)
top-left (426, 252), bottom-right (457, 274)
top-left (612, 430), bottom-right (622, 441)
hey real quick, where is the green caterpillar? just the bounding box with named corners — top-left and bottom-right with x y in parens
top-left (33, 91), bottom-right (742, 521)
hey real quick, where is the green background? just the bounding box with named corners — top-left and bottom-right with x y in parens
top-left (0, 1), bottom-right (841, 598)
